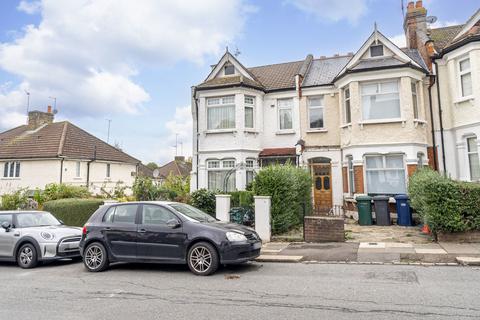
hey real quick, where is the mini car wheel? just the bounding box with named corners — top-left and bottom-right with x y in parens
top-left (83, 242), bottom-right (109, 272)
top-left (187, 242), bottom-right (219, 276)
top-left (17, 243), bottom-right (38, 269)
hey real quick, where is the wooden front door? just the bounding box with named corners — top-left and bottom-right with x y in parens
top-left (312, 164), bottom-right (333, 212)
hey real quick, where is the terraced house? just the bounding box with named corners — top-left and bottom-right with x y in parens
top-left (190, 1), bottom-right (480, 215)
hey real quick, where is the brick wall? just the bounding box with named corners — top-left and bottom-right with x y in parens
top-left (353, 165), bottom-right (364, 194)
top-left (342, 166), bottom-right (348, 193)
top-left (407, 164), bottom-right (417, 177)
top-left (427, 146), bottom-right (437, 170)
top-left (304, 216), bottom-right (345, 242)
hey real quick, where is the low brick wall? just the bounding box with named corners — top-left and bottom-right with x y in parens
top-left (437, 231), bottom-right (480, 243)
top-left (304, 216), bottom-right (344, 242)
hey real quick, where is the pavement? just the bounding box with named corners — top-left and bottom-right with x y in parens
top-left (258, 241), bottom-right (480, 265)
top-left (1, 260), bottom-right (480, 319)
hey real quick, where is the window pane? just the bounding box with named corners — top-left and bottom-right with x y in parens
top-left (469, 153), bottom-right (480, 181)
top-left (344, 88), bottom-right (350, 99)
top-left (113, 205), bottom-right (138, 224)
top-left (208, 170), bottom-right (235, 192)
top-left (224, 65), bottom-right (234, 75)
top-left (309, 107), bottom-right (324, 128)
top-left (103, 207), bottom-right (116, 222)
top-left (0, 214), bottom-right (12, 226)
top-left (223, 160), bottom-right (235, 168)
top-left (366, 156), bottom-right (383, 169)
top-left (385, 155), bottom-right (404, 168)
top-left (361, 83), bottom-right (377, 95)
top-left (15, 162), bottom-right (20, 177)
top-left (3, 163), bottom-right (8, 178)
top-left (245, 106), bottom-right (254, 128)
top-left (244, 96), bottom-right (254, 105)
top-left (345, 100), bottom-right (351, 123)
top-left (412, 82), bottom-right (419, 119)
top-left (207, 160), bottom-right (220, 169)
top-left (207, 98), bottom-right (220, 106)
top-left (362, 93), bottom-right (400, 119)
top-left (366, 170), bottom-right (406, 194)
top-left (279, 108), bottom-right (293, 130)
top-left (278, 98), bottom-right (293, 108)
top-left (308, 96), bottom-right (323, 107)
top-left (142, 205), bottom-right (177, 225)
top-left (380, 81), bottom-right (398, 93)
top-left (245, 159), bottom-right (255, 168)
top-left (222, 96), bottom-right (235, 104)
top-left (370, 45), bottom-right (384, 57)
top-left (323, 176), bottom-right (330, 190)
top-left (459, 58), bottom-right (470, 71)
top-left (9, 162), bottom-right (14, 177)
top-left (246, 170), bottom-right (254, 186)
top-left (208, 105), bottom-right (235, 129)
top-left (468, 137), bottom-right (478, 153)
top-left (461, 73), bottom-right (472, 97)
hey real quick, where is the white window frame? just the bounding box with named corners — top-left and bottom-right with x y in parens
top-left (360, 79), bottom-right (401, 121)
top-left (277, 98), bottom-right (294, 131)
top-left (370, 44), bottom-right (384, 57)
top-left (307, 96), bottom-right (325, 130)
top-left (344, 87), bottom-right (351, 124)
top-left (206, 96), bottom-right (236, 131)
top-left (106, 163), bottom-right (111, 178)
top-left (75, 161), bottom-right (81, 178)
top-left (364, 154), bottom-right (407, 195)
top-left (3, 161), bottom-right (20, 178)
top-left (206, 159), bottom-right (236, 192)
top-left (458, 57), bottom-right (472, 98)
top-left (466, 136), bottom-right (480, 181)
top-left (244, 95), bottom-right (255, 129)
top-left (347, 156), bottom-right (355, 195)
top-left (224, 64), bottom-right (235, 76)
top-left (245, 158), bottom-right (256, 186)
top-left (417, 152), bottom-right (425, 168)
top-left (411, 80), bottom-right (419, 119)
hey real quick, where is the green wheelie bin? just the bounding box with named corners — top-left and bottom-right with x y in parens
top-left (356, 195), bottom-right (373, 225)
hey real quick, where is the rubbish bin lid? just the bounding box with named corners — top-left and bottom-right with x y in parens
top-left (356, 195), bottom-right (372, 201)
top-left (394, 194), bottom-right (409, 200)
top-left (372, 195), bottom-right (390, 200)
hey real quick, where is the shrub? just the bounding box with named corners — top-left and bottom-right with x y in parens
top-left (252, 164), bottom-right (312, 235)
top-left (190, 189), bottom-right (216, 216)
top-left (163, 173), bottom-right (190, 199)
top-left (230, 191), bottom-right (254, 208)
top-left (43, 198), bottom-right (104, 227)
top-left (132, 177), bottom-right (160, 201)
top-left (408, 168), bottom-right (480, 237)
top-left (39, 183), bottom-right (91, 204)
top-left (0, 188), bottom-right (29, 210)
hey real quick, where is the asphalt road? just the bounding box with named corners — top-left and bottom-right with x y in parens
top-left (0, 260), bottom-right (479, 320)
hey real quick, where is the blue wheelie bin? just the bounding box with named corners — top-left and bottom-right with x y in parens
top-left (395, 194), bottom-right (412, 226)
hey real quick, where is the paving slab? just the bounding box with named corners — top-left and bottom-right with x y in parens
top-left (260, 249), bottom-right (283, 254)
top-left (255, 255), bottom-right (303, 262)
top-left (439, 242), bottom-right (480, 255)
top-left (357, 252), bottom-right (400, 263)
top-left (281, 242), bottom-right (359, 262)
top-left (359, 242), bottom-right (386, 249)
top-left (262, 242), bottom-right (290, 251)
top-left (385, 242), bottom-right (413, 248)
top-left (385, 247), bottom-right (415, 254)
top-left (415, 248), bottom-right (447, 254)
top-left (456, 256), bottom-right (480, 266)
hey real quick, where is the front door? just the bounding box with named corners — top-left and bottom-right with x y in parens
top-left (312, 164), bottom-right (333, 213)
top-left (136, 204), bottom-right (186, 261)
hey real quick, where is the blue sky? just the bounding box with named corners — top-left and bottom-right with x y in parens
top-left (0, 0), bottom-right (478, 165)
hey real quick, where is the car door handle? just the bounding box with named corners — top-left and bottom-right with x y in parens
top-left (138, 229), bottom-right (147, 233)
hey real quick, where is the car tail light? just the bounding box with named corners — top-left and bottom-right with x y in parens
top-left (82, 226), bottom-right (87, 236)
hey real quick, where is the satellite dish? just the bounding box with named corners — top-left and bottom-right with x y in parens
top-left (153, 169), bottom-right (160, 178)
top-left (426, 16), bottom-right (438, 24)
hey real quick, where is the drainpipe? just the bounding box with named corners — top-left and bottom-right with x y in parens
top-left (59, 158), bottom-right (65, 184)
top-left (427, 75), bottom-right (438, 170)
top-left (433, 60), bottom-right (447, 174)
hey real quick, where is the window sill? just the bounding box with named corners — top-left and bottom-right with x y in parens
top-left (275, 130), bottom-right (295, 135)
top-left (414, 119), bottom-right (427, 128)
top-left (244, 129), bottom-right (259, 134)
top-left (306, 128), bottom-right (327, 133)
top-left (359, 118), bottom-right (405, 128)
top-left (340, 123), bottom-right (352, 129)
top-left (1, 178), bottom-right (20, 180)
top-left (204, 129), bottom-right (237, 135)
top-left (454, 96), bottom-right (474, 105)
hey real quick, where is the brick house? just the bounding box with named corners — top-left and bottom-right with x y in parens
top-left (190, 1), bottom-right (479, 215)
top-left (0, 107), bottom-right (141, 195)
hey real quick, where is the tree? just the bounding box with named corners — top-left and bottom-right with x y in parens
top-left (146, 162), bottom-right (159, 170)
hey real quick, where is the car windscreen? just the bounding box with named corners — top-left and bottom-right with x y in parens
top-left (16, 212), bottom-right (61, 228)
top-left (169, 203), bottom-right (217, 223)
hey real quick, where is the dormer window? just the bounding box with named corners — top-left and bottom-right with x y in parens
top-left (370, 44), bottom-right (384, 57)
top-left (224, 64), bottom-right (235, 75)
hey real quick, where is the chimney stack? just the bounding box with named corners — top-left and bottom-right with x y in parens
top-left (27, 106), bottom-right (54, 130)
top-left (174, 156), bottom-right (185, 162)
top-left (404, 1), bottom-right (432, 69)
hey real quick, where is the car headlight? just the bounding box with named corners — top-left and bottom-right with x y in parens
top-left (40, 232), bottom-right (55, 241)
top-left (226, 232), bottom-right (247, 242)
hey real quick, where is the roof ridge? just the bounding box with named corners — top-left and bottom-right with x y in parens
top-left (57, 122), bottom-right (68, 156)
top-left (312, 54), bottom-right (352, 61)
top-left (247, 59), bottom-right (305, 70)
top-left (430, 24), bottom-right (464, 31)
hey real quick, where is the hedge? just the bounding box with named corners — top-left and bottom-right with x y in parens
top-left (252, 164), bottom-right (312, 234)
top-left (408, 168), bottom-right (480, 237)
top-left (43, 198), bottom-right (104, 227)
top-left (230, 191), bottom-right (254, 208)
top-left (189, 189), bottom-right (216, 216)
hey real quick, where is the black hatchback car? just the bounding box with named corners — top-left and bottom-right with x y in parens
top-left (79, 201), bottom-right (262, 276)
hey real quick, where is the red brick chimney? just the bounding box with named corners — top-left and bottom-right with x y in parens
top-left (404, 1), bottom-right (431, 69)
top-left (27, 106), bottom-right (54, 130)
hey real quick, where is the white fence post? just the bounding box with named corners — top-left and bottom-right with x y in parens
top-left (215, 194), bottom-right (231, 222)
top-left (254, 196), bottom-right (271, 242)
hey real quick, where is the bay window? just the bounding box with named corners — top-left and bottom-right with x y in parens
top-left (245, 158), bottom-right (255, 186)
top-left (411, 80), bottom-right (419, 119)
top-left (361, 80), bottom-right (400, 120)
top-left (347, 156), bottom-right (355, 194)
top-left (207, 96), bottom-right (235, 130)
top-left (467, 136), bottom-right (480, 181)
top-left (344, 87), bottom-right (351, 124)
top-left (365, 154), bottom-right (406, 195)
top-left (207, 159), bottom-right (236, 192)
top-left (3, 161), bottom-right (20, 178)
top-left (459, 57), bottom-right (472, 97)
top-left (244, 96), bottom-right (255, 129)
top-left (278, 98), bottom-right (293, 130)
top-left (308, 96), bottom-right (324, 129)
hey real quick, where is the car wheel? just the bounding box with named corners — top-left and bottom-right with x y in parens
top-left (187, 242), bottom-right (219, 276)
top-left (83, 242), bottom-right (109, 272)
top-left (17, 243), bottom-right (38, 269)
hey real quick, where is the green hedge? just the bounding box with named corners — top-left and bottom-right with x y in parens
top-left (189, 189), bottom-right (216, 216)
top-left (230, 191), bottom-right (254, 208)
top-left (408, 169), bottom-right (480, 237)
top-left (43, 198), bottom-right (104, 227)
top-left (252, 164), bottom-right (312, 235)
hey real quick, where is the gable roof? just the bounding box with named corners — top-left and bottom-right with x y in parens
top-left (157, 159), bottom-right (192, 179)
top-left (0, 121), bottom-right (140, 164)
top-left (248, 60), bottom-right (305, 91)
top-left (302, 55), bottom-right (351, 87)
top-left (429, 25), bottom-right (464, 51)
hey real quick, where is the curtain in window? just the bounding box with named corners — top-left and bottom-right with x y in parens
top-left (208, 170), bottom-right (236, 192)
top-left (468, 137), bottom-right (480, 181)
top-left (245, 106), bottom-right (254, 128)
top-left (366, 155), bottom-right (406, 194)
top-left (208, 105), bottom-right (235, 130)
top-left (461, 73), bottom-right (472, 97)
top-left (278, 99), bottom-right (293, 130)
top-left (362, 82), bottom-right (400, 120)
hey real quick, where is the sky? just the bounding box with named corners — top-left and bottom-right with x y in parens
top-left (0, 0), bottom-right (478, 165)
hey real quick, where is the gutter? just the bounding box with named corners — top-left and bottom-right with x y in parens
top-left (432, 59), bottom-right (447, 174)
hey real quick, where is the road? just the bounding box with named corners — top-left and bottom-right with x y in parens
top-left (0, 260), bottom-right (479, 320)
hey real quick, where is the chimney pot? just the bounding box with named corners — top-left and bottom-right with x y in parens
top-left (47, 105), bottom-right (52, 113)
top-left (415, 1), bottom-right (423, 8)
top-left (175, 156), bottom-right (185, 162)
top-left (407, 1), bottom-right (414, 10)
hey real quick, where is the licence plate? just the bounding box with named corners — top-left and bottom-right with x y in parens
top-left (253, 242), bottom-right (262, 250)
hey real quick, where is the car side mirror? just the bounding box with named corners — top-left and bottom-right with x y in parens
top-left (1, 221), bottom-right (11, 232)
top-left (166, 219), bottom-right (181, 229)
top-left (58, 219), bottom-right (64, 225)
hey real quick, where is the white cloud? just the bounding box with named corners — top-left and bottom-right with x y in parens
top-left (162, 106), bottom-right (193, 162)
top-left (17, 1), bottom-right (42, 15)
top-left (0, 0), bottom-right (252, 131)
top-left (284, 0), bottom-right (369, 24)
top-left (389, 34), bottom-right (406, 48)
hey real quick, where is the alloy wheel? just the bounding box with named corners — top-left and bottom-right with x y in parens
top-left (85, 245), bottom-right (104, 270)
top-left (19, 247), bottom-right (33, 266)
top-left (189, 246), bottom-right (212, 273)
